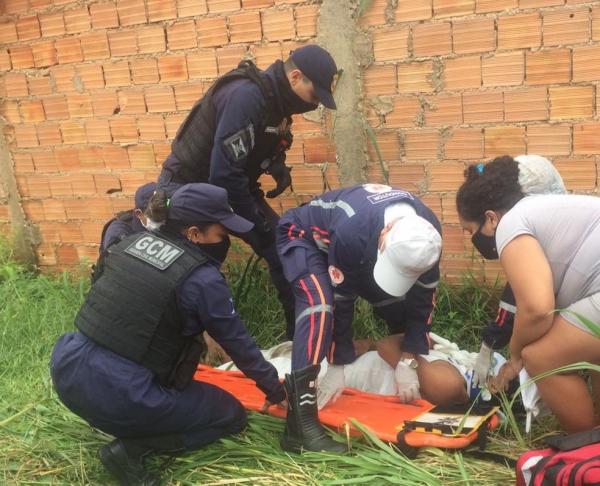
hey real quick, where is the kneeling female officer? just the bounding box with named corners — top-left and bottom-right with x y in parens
top-left (50, 183), bottom-right (286, 486)
top-left (456, 156), bottom-right (600, 433)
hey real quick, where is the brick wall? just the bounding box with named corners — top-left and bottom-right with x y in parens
top-left (0, 0), bottom-right (599, 280)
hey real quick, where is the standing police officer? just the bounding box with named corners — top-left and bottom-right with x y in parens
top-left (51, 183), bottom-right (286, 486)
top-left (276, 184), bottom-right (442, 453)
top-left (156, 44), bottom-right (338, 340)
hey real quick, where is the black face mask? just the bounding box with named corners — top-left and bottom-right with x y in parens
top-left (272, 60), bottom-right (319, 115)
top-left (197, 236), bottom-right (231, 264)
top-left (471, 223), bottom-right (498, 260)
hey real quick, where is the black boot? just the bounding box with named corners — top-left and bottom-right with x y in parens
top-left (98, 439), bottom-right (161, 486)
top-left (280, 365), bottom-right (347, 453)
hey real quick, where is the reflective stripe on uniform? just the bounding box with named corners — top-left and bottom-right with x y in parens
top-left (295, 304), bottom-right (333, 324)
top-left (309, 199), bottom-right (356, 218)
top-left (499, 300), bottom-right (517, 314)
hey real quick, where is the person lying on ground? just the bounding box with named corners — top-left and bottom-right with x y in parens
top-left (456, 156), bottom-right (600, 433)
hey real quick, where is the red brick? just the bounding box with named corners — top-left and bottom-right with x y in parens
top-left (147, 0), bottom-right (177, 22)
top-left (32, 150), bottom-right (58, 172)
top-left (553, 158), bottom-right (596, 190)
top-left (55, 37), bottom-right (82, 64)
top-left (296, 4), bottom-right (318, 38)
top-left (23, 200), bottom-right (45, 220)
top-left (102, 145), bottom-right (130, 169)
top-left (0, 21), bottom-right (18, 44)
top-left (397, 61), bottom-right (434, 94)
top-left (250, 42), bottom-right (281, 69)
top-left (43, 95), bottom-right (69, 120)
top-left (372, 27), bottom-right (409, 62)
top-left (145, 86), bottom-right (176, 113)
top-left (28, 176), bottom-right (52, 198)
top-left (58, 225), bottom-right (84, 245)
top-left (110, 117), bottom-right (138, 143)
top-left (261, 8), bottom-right (295, 41)
top-left (434, 0), bottom-right (474, 17)
top-left (428, 161), bottom-right (465, 192)
top-left (76, 64), bottom-right (105, 90)
top-left (51, 65), bottom-right (77, 92)
top-left (452, 18), bottom-right (495, 55)
top-left (364, 64), bottom-right (397, 97)
top-left (498, 13), bottom-right (541, 50)
top-left (67, 93), bottom-right (93, 118)
top-left (216, 46), bottom-right (246, 74)
top-left (137, 115), bottom-right (166, 141)
top-left (288, 165), bottom-right (326, 194)
top-left (47, 176), bottom-right (73, 198)
top-left (196, 16), bottom-right (228, 48)
top-left (36, 244), bottom-right (57, 266)
top-left (158, 55), bottom-right (188, 82)
top-left (108, 29), bottom-right (138, 57)
top-left (573, 123), bottom-right (600, 155)
top-left (572, 45), bottom-right (600, 82)
top-left (85, 119), bottom-right (112, 143)
top-left (4, 0), bottom-right (29, 15)
top-left (303, 135), bottom-right (336, 163)
top-left (153, 142), bottom-right (171, 163)
top-left (482, 51), bottom-right (524, 87)
top-left (1, 100), bottom-right (20, 124)
top-left (187, 50), bottom-right (218, 79)
top-left (360, 0), bottom-right (389, 27)
top-left (137, 25), bottom-right (167, 54)
top-left (593, 7), bottom-right (600, 42)
top-left (92, 90), bottom-right (119, 116)
top-left (178, 0), bottom-right (208, 17)
top-left (167, 20), bottom-right (197, 50)
top-left (15, 125), bottom-right (39, 148)
top-left (395, 0), bottom-right (432, 22)
top-left (127, 144), bottom-right (156, 168)
top-left (444, 55), bottom-right (481, 90)
top-left (13, 152), bottom-right (34, 173)
top-left (549, 85), bottom-right (594, 120)
top-left (37, 122), bottom-right (62, 146)
top-left (103, 60), bottom-right (131, 87)
top-left (60, 120), bottom-right (87, 145)
top-left (4, 73), bottom-right (28, 97)
top-left (64, 7), bottom-right (91, 34)
top-left (527, 125), bottom-right (571, 156)
top-left (462, 91), bottom-right (503, 124)
top-left (484, 126), bottom-right (525, 157)
top-left (174, 83), bottom-right (204, 110)
top-left (444, 127), bottom-right (484, 159)
top-left (39, 12), bottom-right (65, 37)
top-left (385, 97), bottom-right (420, 128)
top-left (165, 113), bottom-right (187, 138)
top-left (90, 2), bottom-right (119, 30)
top-left (0, 48), bottom-right (11, 70)
top-left (63, 199), bottom-right (90, 221)
top-left (243, 0), bottom-right (273, 7)
top-left (94, 173), bottom-right (121, 194)
top-left (504, 87), bottom-right (547, 122)
top-left (228, 11), bottom-right (261, 44)
top-left (55, 147), bottom-right (80, 171)
top-left (207, 0), bottom-right (240, 13)
top-left (117, 0), bottom-right (147, 26)
top-left (526, 49), bottom-right (571, 85)
top-left (17, 15), bottom-right (41, 41)
top-left (131, 58), bottom-right (159, 85)
top-left (81, 31), bottom-right (110, 61)
top-left (80, 222), bottom-right (106, 244)
top-left (413, 22), bottom-right (451, 57)
top-left (520, 0), bottom-right (563, 6)
top-left (425, 93), bottom-right (462, 127)
top-left (20, 100), bottom-right (46, 123)
top-left (543, 8), bottom-right (589, 47)
top-left (10, 45), bottom-right (34, 69)
top-left (118, 88), bottom-right (147, 114)
top-left (388, 163), bottom-right (427, 194)
top-left (404, 129), bottom-right (439, 160)
top-left (32, 41), bottom-right (57, 67)
top-left (42, 199), bottom-right (67, 221)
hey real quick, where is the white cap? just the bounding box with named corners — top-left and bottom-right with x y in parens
top-left (514, 154), bottom-right (566, 195)
top-left (373, 215), bottom-right (442, 297)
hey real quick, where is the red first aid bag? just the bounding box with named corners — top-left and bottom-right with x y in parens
top-left (516, 428), bottom-right (600, 486)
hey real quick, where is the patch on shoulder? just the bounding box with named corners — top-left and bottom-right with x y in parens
top-left (124, 234), bottom-right (184, 270)
top-left (223, 124), bottom-right (255, 162)
top-left (328, 265), bottom-right (344, 286)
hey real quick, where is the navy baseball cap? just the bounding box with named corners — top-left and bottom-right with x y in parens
top-left (134, 182), bottom-right (157, 210)
top-left (168, 183), bottom-right (254, 234)
top-left (290, 45), bottom-right (338, 110)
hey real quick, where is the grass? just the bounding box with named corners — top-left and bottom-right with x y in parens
top-left (0, 241), bottom-right (557, 485)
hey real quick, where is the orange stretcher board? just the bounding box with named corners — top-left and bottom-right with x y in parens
top-left (194, 365), bottom-right (498, 448)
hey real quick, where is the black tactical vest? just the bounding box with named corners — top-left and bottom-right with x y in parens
top-left (76, 231), bottom-right (207, 389)
top-left (170, 60), bottom-right (285, 185)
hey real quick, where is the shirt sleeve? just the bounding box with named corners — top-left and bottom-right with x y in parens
top-left (101, 219), bottom-right (133, 251)
top-left (208, 84), bottom-right (266, 226)
top-left (495, 203), bottom-right (534, 257)
top-left (178, 266), bottom-right (285, 403)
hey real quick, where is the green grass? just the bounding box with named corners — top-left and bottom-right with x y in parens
top-left (0, 241), bottom-right (551, 485)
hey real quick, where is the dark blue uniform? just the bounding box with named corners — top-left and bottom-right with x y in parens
top-left (101, 216), bottom-right (145, 252)
top-left (276, 185), bottom-right (441, 370)
top-left (51, 259), bottom-right (284, 450)
top-left (482, 284), bottom-right (516, 349)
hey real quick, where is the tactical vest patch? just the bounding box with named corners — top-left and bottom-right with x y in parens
top-left (224, 123), bottom-right (255, 162)
top-left (366, 189), bottom-right (414, 205)
top-left (124, 234), bottom-right (184, 270)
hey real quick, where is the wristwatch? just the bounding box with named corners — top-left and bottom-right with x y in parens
top-left (400, 357), bottom-right (419, 369)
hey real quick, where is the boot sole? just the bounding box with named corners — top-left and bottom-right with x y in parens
top-left (280, 435), bottom-right (347, 454)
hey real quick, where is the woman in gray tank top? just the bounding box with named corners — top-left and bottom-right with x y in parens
top-left (456, 156), bottom-right (600, 434)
